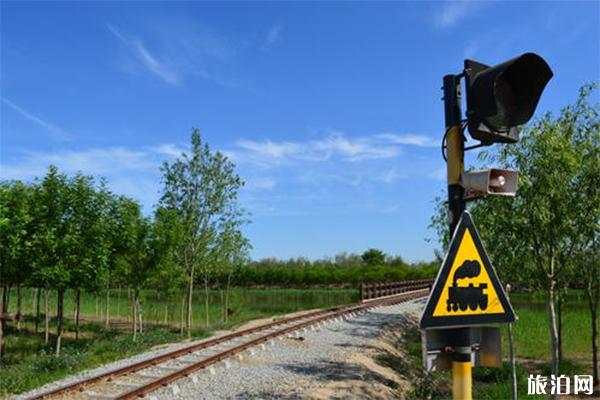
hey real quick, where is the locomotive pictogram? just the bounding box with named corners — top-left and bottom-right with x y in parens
top-left (420, 212), bottom-right (515, 329)
top-left (446, 260), bottom-right (488, 312)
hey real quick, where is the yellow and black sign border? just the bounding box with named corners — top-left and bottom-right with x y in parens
top-left (420, 211), bottom-right (516, 329)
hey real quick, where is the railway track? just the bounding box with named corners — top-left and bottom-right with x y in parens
top-left (27, 283), bottom-right (431, 400)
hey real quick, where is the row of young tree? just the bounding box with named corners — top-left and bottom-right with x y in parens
top-left (430, 83), bottom-right (600, 388)
top-left (0, 130), bottom-right (250, 358)
top-left (236, 251), bottom-right (437, 287)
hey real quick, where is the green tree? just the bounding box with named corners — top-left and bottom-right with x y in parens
top-left (361, 248), bottom-right (386, 267)
top-left (113, 198), bottom-right (157, 340)
top-left (0, 180), bottom-right (34, 358)
top-left (67, 174), bottom-right (111, 340)
top-left (29, 166), bottom-right (71, 354)
top-left (159, 129), bottom-right (248, 336)
top-left (431, 84), bottom-right (599, 390)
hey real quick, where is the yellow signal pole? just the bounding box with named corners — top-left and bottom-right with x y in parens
top-left (443, 73), bottom-right (472, 400)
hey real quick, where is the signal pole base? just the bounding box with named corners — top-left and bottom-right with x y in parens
top-left (452, 360), bottom-right (472, 400)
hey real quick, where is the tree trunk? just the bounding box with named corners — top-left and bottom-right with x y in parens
top-left (2, 285), bottom-right (8, 315)
top-left (16, 285), bottom-right (22, 331)
top-left (0, 303), bottom-right (3, 359)
top-left (55, 289), bottom-right (65, 356)
top-left (0, 286), bottom-right (5, 359)
top-left (224, 272), bottom-right (232, 324)
top-left (591, 302), bottom-right (598, 386)
top-left (187, 265), bottom-right (195, 338)
top-left (204, 278), bottom-right (210, 328)
top-left (138, 294), bottom-right (143, 334)
top-left (220, 289), bottom-right (224, 323)
top-left (557, 290), bottom-right (563, 363)
top-left (72, 290), bottom-right (78, 321)
top-left (95, 295), bottom-right (99, 318)
top-left (132, 290), bottom-right (138, 341)
top-left (0, 285), bottom-right (8, 348)
top-left (35, 287), bottom-right (41, 333)
top-left (546, 275), bottom-right (559, 400)
top-left (117, 285), bottom-right (121, 321)
top-left (586, 284), bottom-right (599, 386)
top-left (75, 289), bottom-right (81, 340)
top-left (506, 285), bottom-right (517, 400)
top-left (180, 294), bottom-right (185, 336)
top-left (44, 288), bottom-right (50, 344)
top-left (164, 303), bottom-right (168, 324)
top-left (105, 287), bottom-right (110, 328)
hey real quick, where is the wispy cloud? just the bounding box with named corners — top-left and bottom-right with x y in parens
top-left (1, 147), bottom-right (155, 180)
top-left (0, 143), bottom-right (187, 212)
top-left (375, 133), bottom-right (437, 147)
top-left (435, 0), bottom-right (485, 29)
top-left (1, 97), bottom-right (72, 141)
top-left (150, 143), bottom-right (187, 158)
top-left (263, 24), bottom-right (282, 51)
top-left (229, 131), bottom-right (437, 167)
top-left (107, 24), bottom-right (179, 85)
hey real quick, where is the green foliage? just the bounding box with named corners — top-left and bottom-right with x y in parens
top-left (235, 257), bottom-right (437, 287)
top-left (361, 248), bottom-right (386, 266)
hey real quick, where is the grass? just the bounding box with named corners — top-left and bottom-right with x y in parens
top-left (7, 287), bottom-right (358, 329)
top-left (475, 292), bottom-right (593, 399)
top-left (0, 318), bottom-right (205, 397)
top-left (0, 287), bottom-right (358, 397)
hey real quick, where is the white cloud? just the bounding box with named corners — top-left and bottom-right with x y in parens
top-left (1, 147), bottom-right (154, 180)
top-left (313, 133), bottom-right (399, 161)
top-left (376, 133), bottom-right (437, 147)
top-left (435, 0), bottom-right (484, 29)
top-left (232, 132), bottom-right (408, 165)
top-left (263, 24), bottom-right (282, 50)
top-left (1, 97), bottom-right (72, 141)
top-left (0, 143), bottom-right (185, 213)
top-left (107, 24), bottom-right (179, 85)
top-left (236, 139), bottom-right (301, 159)
top-left (151, 143), bottom-right (187, 157)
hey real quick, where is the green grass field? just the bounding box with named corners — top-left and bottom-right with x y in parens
top-left (0, 287), bottom-right (358, 397)
top-left (476, 292), bottom-right (593, 399)
top-left (7, 287), bottom-right (359, 329)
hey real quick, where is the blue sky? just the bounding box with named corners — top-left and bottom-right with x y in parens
top-left (1, 1), bottom-right (598, 262)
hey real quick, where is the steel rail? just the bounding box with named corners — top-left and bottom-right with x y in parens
top-left (27, 281), bottom-right (430, 400)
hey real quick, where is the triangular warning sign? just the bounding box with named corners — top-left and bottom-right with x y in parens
top-left (420, 211), bottom-right (515, 329)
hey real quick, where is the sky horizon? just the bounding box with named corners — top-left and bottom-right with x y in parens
top-left (1, 1), bottom-right (599, 263)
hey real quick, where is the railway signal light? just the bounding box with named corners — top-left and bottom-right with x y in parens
top-left (461, 169), bottom-right (518, 198)
top-left (464, 52), bottom-right (553, 144)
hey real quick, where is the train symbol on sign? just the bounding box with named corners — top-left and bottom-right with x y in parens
top-left (446, 260), bottom-right (488, 312)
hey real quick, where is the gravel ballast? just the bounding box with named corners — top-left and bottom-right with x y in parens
top-left (151, 297), bottom-right (426, 399)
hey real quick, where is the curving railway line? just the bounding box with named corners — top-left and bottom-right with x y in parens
top-left (26, 280), bottom-right (432, 400)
